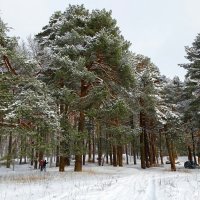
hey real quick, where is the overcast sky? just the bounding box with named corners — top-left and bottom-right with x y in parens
top-left (1, 0), bottom-right (200, 80)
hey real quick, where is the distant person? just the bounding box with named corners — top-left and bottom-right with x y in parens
top-left (43, 160), bottom-right (48, 172)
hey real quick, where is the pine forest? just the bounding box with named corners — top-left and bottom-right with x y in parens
top-left (0, 4), bottom-right (200, 199)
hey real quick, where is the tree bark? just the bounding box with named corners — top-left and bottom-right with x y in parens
top-left (59, 156), bottom-right (65, 172)
top-left (56, 144), bottom-right (60, 167)
top-left (165, 132), bottom-right (176, 171)
top-left (31, 146), bottom-right (34, 166)
top-left (88, 123), bottom-right (92, 162)
top-left (6, 132), bottom-right (12, 168)
top-left (106, 132), bottom-right (109, 164)
top-left (39, 151), bottom-right (43, 163)
top-left (83, 141), bottom-right (86, 166)
top-left (159, 131), bottom-right (164, 165)
top-left (75, 155), bottom-right (82, 171)
top-left (197, 138), bottom-right (200, 165)
top-left (0, 135), bottom-right (2, 158)
top-left (92, 129), bottom-right (96, 163)
top-left (140, 129), bottom-right (146, 169)
top-left (117, 145), bottom-right (123, 167)
top-left (188, 146), bottom-right (193, 162)
top-left (144, 125), bottom-right (150, 168)
top-left (113, 145), bottom-right (117, 167)
top-left (132, 141), bottom-right (137, 165)
top-left (74, 81), bottom-right (88, 172)
top-left (140, 110), bottom-right (146, 169)
top-left (191, 131), bottom-right (197, 165)
top-left (34, 151), bottom-right (38, 169)
top-left (125, 145), bottom-right (129, 165)
top-left (97, 122), bottom-right (102, 166)
top-left (151, 133), bottom-right (157, 165)
top-left (109, 144), bottom-right (113, 165)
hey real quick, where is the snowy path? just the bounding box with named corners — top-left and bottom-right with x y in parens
top-left (86, 170), bottom-right (158, 200)
top-left (97, 174), bottom-right (150, 200)
top-left (36, 170), bottom-right (158, 200)
top-left (82, 167), bottom-right (200, 200)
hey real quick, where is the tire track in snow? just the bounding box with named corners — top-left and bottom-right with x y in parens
top-left (144, 176), bottom-right (156, 200)
top-left (97, 171), bottom-right (162, 200)
top-left (96, 172), bottom-right (150, 200)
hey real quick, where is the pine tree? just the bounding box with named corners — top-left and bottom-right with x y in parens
top-left (0, 17), bottom-right (60, 168)
top-left (133, 54), bottom-right (159, 169)
top-left (36, 5), bottom-right (134, 171)
top-left (180, 33), bottom-right (200, 164)
top-left (0, 17), bottom-right (19, 167)
top-left (156, 75), bottom-right (184, 171)
top-left (180, 33), bottom-right (200, 128)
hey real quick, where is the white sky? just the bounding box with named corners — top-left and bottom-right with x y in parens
top-left (1, 0), bottom-right (200, 80)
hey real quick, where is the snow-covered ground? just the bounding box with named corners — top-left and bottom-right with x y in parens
top-left (0, 157), bottom-right (200, 200)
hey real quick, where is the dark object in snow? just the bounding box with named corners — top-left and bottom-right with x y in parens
top-left (184, 161), bottom-right (198, 169)
top-left (39, 159), bottom-right (48, 171)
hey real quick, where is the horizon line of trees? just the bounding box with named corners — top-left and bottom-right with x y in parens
top-left (0, 4), bottom-right (199, 172)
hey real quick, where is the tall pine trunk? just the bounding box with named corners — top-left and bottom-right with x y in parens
top-left (140, 111), bottom-right (146, 169)
top-left (140, 129), bottom-right (146, 169)
top-left (74, 111), bottom-right (85, 172)
top-left (197, 138), bottom-right (200, 165)
top-left (74, 81), bottom-right (89, 171)
top-left (59, 156), bottom-right (65, 172)
top-left (74, 110), bottom-right (84, 171)
top-left (159, 130), bottom-right (164, 165)
top-left (96, 121), bottom-right (102, 166)
top-left (109, 143), bottom-right (113, 165)
top-left (125, 145), bottom-right (129, 165)
top-left (88, 119), bottom-right (92, 162)
top-left (6, 132), bottom-right (12, 168)
top-left (83, 140), bottom-right (86, 166)
top-left (34, 151), bottom-right (38, 169)
top-left (117, 145), bottom-right (123, 167)
top-left (188, 146), bottom-right (193, 162)
top-left (132, 141), bottom-right (137, 165)
top-left (0, 135), bottom-right (2, 158)
top-left (165, 132), bottom-right (176, 171)
top-left (92, 132), bottom-right (96, 163)
top-left (144, 126), bottom-right (150, 168)
top-left (56, 143), bottom-right (60, 167)
top-left (113, 145), bottom-right (117, 167)
top-left (31, 145), bottom-right (34, 166)
top-left (191, 131), bottom-right (197, 165)
top-left (150, 133), bottom-right (156, 166)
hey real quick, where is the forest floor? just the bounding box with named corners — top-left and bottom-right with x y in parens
top-left (0, 156), bottom-right (200, 200)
